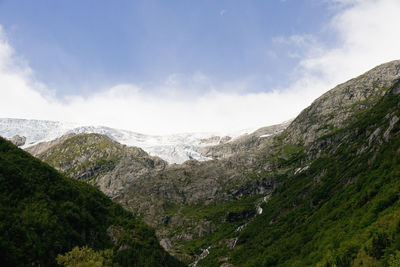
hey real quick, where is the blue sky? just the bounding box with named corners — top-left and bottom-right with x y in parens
top-left (0, 0), bottom-right (400, 134)
top-left (0, 0), bottom-right (337, 97)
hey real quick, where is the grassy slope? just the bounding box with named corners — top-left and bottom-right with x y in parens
top-left (0, 137), bottom-right (183, 266)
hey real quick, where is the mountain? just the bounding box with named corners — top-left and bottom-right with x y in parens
top-left (0, 118), bottom-right (260, 164)
top-left (172, 59), bottom-right (400, 266)
top-left (284, 59), bottom-right (400, 146)
top-left (7, 59), bottom-right (400, 266)
top-left (113, 60), bottom-right (400, 265)
top-left (221, 60), bottom-right (400, 266)
top-left (0, 137), bottom-right (184, 266)
top-left (20, 127), bottom-right (284, 263)
top-left (26, 133), bottom-right (168, 199)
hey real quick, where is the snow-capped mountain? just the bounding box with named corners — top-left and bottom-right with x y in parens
top-left (0, 118), bottom-right (255, 164)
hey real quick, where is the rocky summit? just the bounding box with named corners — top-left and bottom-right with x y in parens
top-left (3, 60), bottom-right (400, 266)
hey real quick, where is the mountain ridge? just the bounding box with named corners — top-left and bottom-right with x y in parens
top-left (0, 117), bottom-right (267, 164)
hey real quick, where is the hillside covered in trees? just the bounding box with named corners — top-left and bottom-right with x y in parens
top-left (0, 137), bottom-right (183, 266)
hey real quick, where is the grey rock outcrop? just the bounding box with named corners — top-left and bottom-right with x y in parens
top-left (10, 135), bottom-right (26, 146)
top-left (200, 136), bottom-right (232, 145)
top-left (200, 121), bottom-right (291, 159)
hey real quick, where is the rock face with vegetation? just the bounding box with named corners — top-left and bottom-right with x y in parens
top-left (285, 60), bottom-right (400, 145)
top-left (21, 60), bottom-right (400, 266)
top-left (220, 63), bottom-right (400, 266)
top-left (0, 137), bottom-right (183, 266)
top-left (27, 133), bottom-right (167, 198)
top-left (27, 132), bottom-right (280, 262)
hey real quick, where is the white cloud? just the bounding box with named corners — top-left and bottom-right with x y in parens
top-left (1, 0), bottom-right (400, 135)
top-left (300, 0), bottom-right (400, 85)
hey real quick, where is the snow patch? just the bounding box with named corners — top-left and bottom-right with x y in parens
top-left (294, 165), bottom-right (310, 175)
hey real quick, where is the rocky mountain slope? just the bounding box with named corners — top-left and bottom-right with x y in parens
top-left (285, 60), bottom-right (400, 146)
top-left (0, 137), bottom-right (183, 266)
top-left (17, 60), bottom-right (400, 266)
top-left (117, 60), bottom-right (400, 265)
top-left (200, 120), bottom-right (291, 160)
top-left (220, 62), bottom-right (400, 266)
top-left (0, 118), bottom-right (258, 164)
top-left (23, 124), bottom-right (289, 263)
top-left (26, 133), bottom-right (168, 198)
top-left (25, 131), bottom-right (276, 262)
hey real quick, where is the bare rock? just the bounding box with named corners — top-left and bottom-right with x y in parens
top-left (160, 238), bottom-right (173, 251)
top-left (10, 135), bottom-right (26, 146)
top-left (200, 121), bottom-right (291, 160)
top-left (384, 115), bottom-right (399, 142)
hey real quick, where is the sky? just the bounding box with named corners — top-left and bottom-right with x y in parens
top-left (0, 0), bottom-right (400, 134)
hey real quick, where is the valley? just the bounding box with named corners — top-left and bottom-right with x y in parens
top-left (1, 60), bottom-right (400, 266)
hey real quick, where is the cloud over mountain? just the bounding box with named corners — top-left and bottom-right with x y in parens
top-left (1, 0), bottom-right (400, 134)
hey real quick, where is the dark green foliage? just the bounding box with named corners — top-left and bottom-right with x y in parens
top-left (0, 138), bottom-right (183, 266)
top-left (369, 232), bottom-right (390, 259)
top-left (56, 246), bottom-right (115, 266)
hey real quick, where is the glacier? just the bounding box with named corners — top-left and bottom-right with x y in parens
top-left (0, 118), bottom-right (254, 164)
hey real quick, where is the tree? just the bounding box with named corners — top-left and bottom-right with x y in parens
top-left (56, 246), bottom-right (117, 267)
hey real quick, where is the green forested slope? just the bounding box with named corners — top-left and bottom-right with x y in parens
top-left (0, 137), bottom-right (183, 266)
top-left (207, 80), bottom-right (400, 266)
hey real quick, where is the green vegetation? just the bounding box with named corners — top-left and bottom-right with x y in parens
top-left (193, 90), bottom-right (400, 266)
top-left (181, 195), bottom-right (263, 265)
top-left (0, 137), bottom-right (183, 266)
top-left (56, 246), bottom-right (115, 267)
top-left (42, 134), bottom-right (125, 179)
